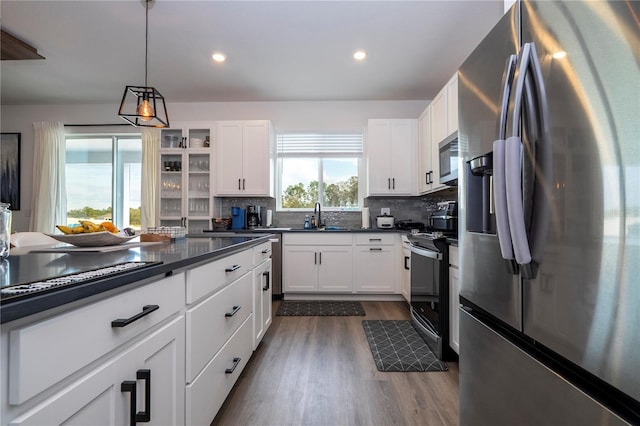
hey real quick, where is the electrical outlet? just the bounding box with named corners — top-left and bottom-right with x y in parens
top-left (381, 208), bottom-right (390, 216)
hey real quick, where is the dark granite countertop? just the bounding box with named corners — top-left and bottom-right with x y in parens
top-left (202, 227), bottom-right (403, 234)
top-left (1, 234), bottom-right (272, 324)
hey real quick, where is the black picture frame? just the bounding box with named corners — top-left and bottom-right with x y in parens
top-left (1, 133), bottom-right (21, 210)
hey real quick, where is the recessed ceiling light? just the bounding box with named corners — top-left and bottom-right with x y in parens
top-left (212, 52), bottom-right (226, 63)
top-left (353, 50), bottom-right (367, 61)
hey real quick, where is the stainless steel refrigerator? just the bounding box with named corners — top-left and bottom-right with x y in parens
top-left (457, 0), bottom-right (639, 424)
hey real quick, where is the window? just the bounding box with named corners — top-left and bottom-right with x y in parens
top-left (277, 132), bottom-right (363, 211)
top-left (65, 135), bottom-right (142, 230)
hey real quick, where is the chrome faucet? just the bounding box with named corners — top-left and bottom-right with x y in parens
top-left (314, 202), bottom-right (322, 229)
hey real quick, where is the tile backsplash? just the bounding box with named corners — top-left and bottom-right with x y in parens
top-left (214, 187), bottom-right (457, 230)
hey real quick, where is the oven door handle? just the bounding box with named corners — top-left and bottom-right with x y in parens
top-left (410, 245), bottom-right (442, 260)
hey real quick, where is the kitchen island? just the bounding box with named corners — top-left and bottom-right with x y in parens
top-left (1, 234), bottom-right (273, 425)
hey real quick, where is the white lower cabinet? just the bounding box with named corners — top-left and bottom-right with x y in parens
top-left (8, 316), bottom-right (185, 426)
top-left (317, 247), bottom-right (353, 292)
top-left (283, 232), bottom-right (407, 296)
top-left (184, 241), bottom-right (271, 424)
top-left (283, 246), bottom-right (353, 292)
top-left (283, 234), bottom-right (353, 293)
top-left (2, 241), bottom-right (272, 426)
top-left (186, 314), bottom-right (253, 426)
top-left (253, 258), bottom-right (272, 350)
top-left (353, 233), bottom-right (398, 293)
top-left (401, 237), bottom-right (411, 302)
top-left (185, 272), bottom-right (253, 383)
top-left (449, 245), bottom-right (460, 354)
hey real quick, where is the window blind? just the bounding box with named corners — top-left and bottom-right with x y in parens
top-left (277, 132), bottom-right (363, 156)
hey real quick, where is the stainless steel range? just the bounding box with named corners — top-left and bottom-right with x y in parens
top-left (407, 201), bottom-right (457, 361)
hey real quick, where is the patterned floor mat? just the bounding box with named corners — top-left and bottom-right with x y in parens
top-left (362, 320), bottom-right (448, 372)
top-left (276, 300), bottom-right (366, 316)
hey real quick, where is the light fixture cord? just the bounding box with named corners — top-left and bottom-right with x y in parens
top-left (144, 0), bottom-right (149, 87)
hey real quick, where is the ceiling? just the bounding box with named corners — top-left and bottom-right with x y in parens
top-left (0, 0), bottom-right (504, 106)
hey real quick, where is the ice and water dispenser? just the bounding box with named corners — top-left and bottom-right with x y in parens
top-left (466, 152), bottom-right (495, 235)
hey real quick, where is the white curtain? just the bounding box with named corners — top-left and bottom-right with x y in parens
top-left (30, 122), bottom-right (66, 232)
top-left (141, 127), bottom-right (159, 230)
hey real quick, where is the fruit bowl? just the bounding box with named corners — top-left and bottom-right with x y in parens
top-left (46, 232), bottom-right (137, 247)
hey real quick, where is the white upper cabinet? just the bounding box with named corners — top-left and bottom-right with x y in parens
top-left (418, 107), bottom-right (433, 194)
top-left (418, 72), bottom-right (458, 194)
top-left (446, 74), bottom-right (459, 136)
top-left (431, 73), bottom-right (458, 145)
top-left (216, 120), bottom-right (274, 197)
top-left (431, 88), bottom-right (448, 146)
top-left (367, 119), bottom-right (417, 196)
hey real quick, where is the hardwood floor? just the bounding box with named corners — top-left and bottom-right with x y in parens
top-left (212, 301), bottom-right (459, 426)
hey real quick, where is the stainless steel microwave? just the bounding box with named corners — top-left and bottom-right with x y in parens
top-left (438, 136), bottom-right (459, 186)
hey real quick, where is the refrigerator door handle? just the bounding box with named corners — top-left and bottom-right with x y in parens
top-left (492, 54), bottom-right (519, 272)
top-left (505, 43), bottom-right (533, 266)
top-left (493, 139), bottom-right (516, 262)
top-left (498, 54), bottom-right (518, 140)
top-left (505, 42), bottom-right (551, 275)
top-left (505, 137), bottom-right (532, 265)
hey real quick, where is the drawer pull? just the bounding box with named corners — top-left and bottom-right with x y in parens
top-left (111, 305), bottom-right (159, 328)
top-left (261, 248), bottom-right (271, 254)
top-left (225, 357), bottom-right (242, 374)
top-left (370, 247), bottom-right (383, 251)
top-left (225, 264), bottom-right (241, 273)
top-left (404, 255), bottom-right (410, 270)
top-left (263, 271), bottom-right (270, 291)
top-left (136, 369), bottom-right (151, 423)
top-left (225, 305), bottom-right (241, 317)
top-left (369, 238), bottom-right (382, 242)
top-left (121, 380), bottom-right (137, 426)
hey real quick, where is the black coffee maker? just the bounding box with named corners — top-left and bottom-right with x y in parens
top-left (247, 206), bottom-right (262, 228)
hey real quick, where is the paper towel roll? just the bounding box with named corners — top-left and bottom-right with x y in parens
top-left (266, 209), bottom-right (273, 227)
top-left (361, 207), bottom-right (370, 229)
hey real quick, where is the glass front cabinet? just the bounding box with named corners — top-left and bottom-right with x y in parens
top-left (158, 123), bottom-right (214, 233)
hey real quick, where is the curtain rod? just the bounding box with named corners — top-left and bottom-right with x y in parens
top-left (64, 123), bottom-right (131, 127)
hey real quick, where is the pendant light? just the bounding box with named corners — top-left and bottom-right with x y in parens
top-left (118, 0), bottom-right (169, 128)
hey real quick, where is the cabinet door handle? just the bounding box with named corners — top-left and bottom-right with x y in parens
top-left (242, 178), bottom-right (246, 190)
top-left (388, 178), bottom-right (391, 189)
top-left (425, 172), bottom-right (429, 184)
top-left (369, 247), bottom-right (383, 251)
top-left (111, 305), bottom-right (159, 328)
top-left (136, 369), bottom-right (151, 423)
top-left (121, 380), bottom-right (137, 426)
top-left (238, 179), bottom-right (241, 190)
top-left (225, 305), bottom-right (241, 317)
top-left (314, 252), bottom-right (317, 264)
top-left (392, 178), bottom-right (395, 189)
top-left (225, 264), bottom-right (241, 272)
top-left (319, 252), bottom-right (322, 264)
top-left (263, 271), bottom-right (270, 291)
top-left (225, 357), bottom-right (242, 374)
top-left (404, 255), bottom-right (410, 270)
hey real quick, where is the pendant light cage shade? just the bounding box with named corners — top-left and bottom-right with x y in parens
top-left (117, 0), bottom-right (169, 128)
top-left (118, 85), bottom-right (170, 128)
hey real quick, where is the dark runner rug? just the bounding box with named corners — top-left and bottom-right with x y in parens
top-left (276, 300), bottom-right (365, 316)
top-left (362, 320), bottom-right (448, 372)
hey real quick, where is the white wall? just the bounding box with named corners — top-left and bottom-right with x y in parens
top-left (1, 100), bottom-right (427, 231)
